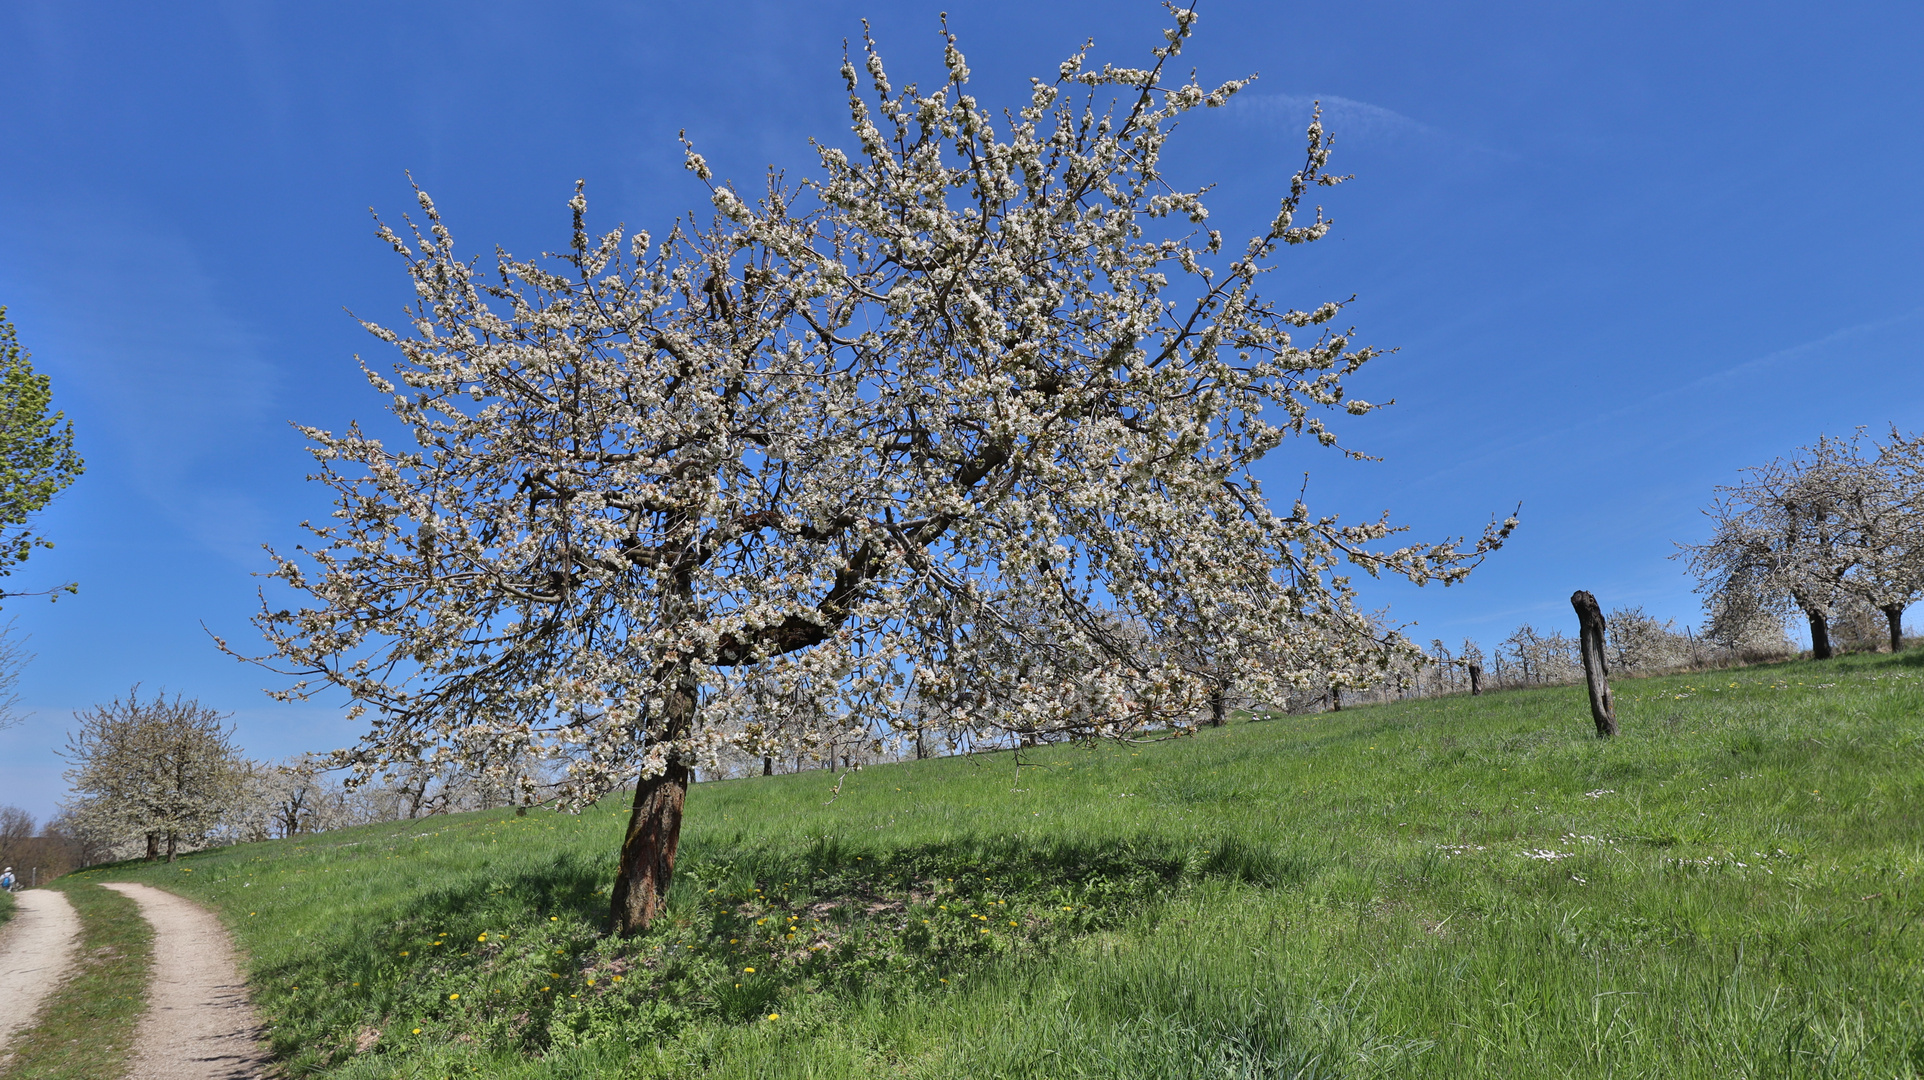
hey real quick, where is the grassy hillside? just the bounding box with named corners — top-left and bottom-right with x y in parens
top-left (73, 651), bottom-right (1924, 1078)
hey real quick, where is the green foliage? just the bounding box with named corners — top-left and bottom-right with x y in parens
top-left (0, 307), bottom-right (82, 603)
top-left (95, 651), bottom-right (1924, 1078)
top-left (0, 880), bottom-right (153, 1080)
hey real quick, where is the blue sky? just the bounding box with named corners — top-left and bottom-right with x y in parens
top-left (2, 1), bottom-right (1920, 821)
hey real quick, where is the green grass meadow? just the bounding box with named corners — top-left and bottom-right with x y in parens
top-left (75, 650), bottom-right (1924, 1078)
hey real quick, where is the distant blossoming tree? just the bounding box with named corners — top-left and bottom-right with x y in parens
top-left (61, 688), bottom-right (248, 862)
top-left (1832, 429), bottom-right (1924, 651)
top-left (1680, 432), bottom-right (1924, 658)
top-left (1498, 624), bottom-right (1575, 685)
top-left (241, 11), bottom-right (1513, 934)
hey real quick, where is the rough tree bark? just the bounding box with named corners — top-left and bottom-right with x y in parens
top-left (761, 755), bottom-right (773, 777)
top-left (1208, 685), bottom-right (1228, 727)
top-left (1571, 590), bottom-right (1617, 738)
top-left (1804, 607), bottom-right (1834, 660)
top-left (1882, 603), bottom-right (1905, 654)
top-left (1329, 687), bottom-right (1342, 712)
top-left (1467, 662), bottom-right (1482, 696)
top-left (145, 832), bottom-right (158, 860)
top-left (608, 665), bottom-right (696, 936)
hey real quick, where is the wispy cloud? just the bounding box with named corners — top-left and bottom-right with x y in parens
top-left (1, 201), bottom-right (281, 564)
top-left (1229, 92), bottom-right (1441, 146)
top-left (1400, 306), bottom-right (1924, 491)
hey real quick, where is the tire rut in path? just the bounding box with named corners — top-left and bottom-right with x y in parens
top-left (100, 882), bottom-right (271, 1080)
top-left (0, 888), bottom-right (83, 1053)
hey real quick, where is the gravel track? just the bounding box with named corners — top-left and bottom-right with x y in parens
top-left (0, 888), bottom-right (82, 1054)
top-left (100, 882), bottom-right (270, 1080)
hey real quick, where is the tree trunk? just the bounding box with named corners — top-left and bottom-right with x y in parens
top-left (609, 666), bottom-right (695, 937)
top-left (1467, 663), bottom-right (1482, 696)
top-left (1571, 590), bottom-right (1617, 737)
top-left (1329, 687), bottom-right (1342, 712)
top-left (915, 725), bottom-right (927, 760)
top-left (145, 832), bottom-right (159, 860)
top-left (1883, 603), bottom-right (1905, 654)
top-left (1208, 685), bottom-right (1228, 727)
top-left (165, 831), bottom-right (178, 863)
top-left (762, 755), bottom-right (773, 777)
top-left (1806, 607), bottom-right (1833, 660)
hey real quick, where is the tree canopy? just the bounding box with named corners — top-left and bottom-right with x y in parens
top-left (61, 687), bottom-right (249, 862)
top-left (1681, 429), bottom-right (1924, 657)
top-left (244, 11), bottom-right (1513, 933)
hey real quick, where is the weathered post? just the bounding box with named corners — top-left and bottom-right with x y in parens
top-left (1570, 590), bottom-right (1617, 737)
top-left (1467, 661), bottom-right (1483, 696)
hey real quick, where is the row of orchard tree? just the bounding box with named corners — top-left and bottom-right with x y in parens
top-left (55, 688), bottom-right (565, 862)
top-left (1283, 602), bottom-right (1798, 714)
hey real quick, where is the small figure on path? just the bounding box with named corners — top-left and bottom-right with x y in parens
top-left (0, 867), bottom-right (15, 892)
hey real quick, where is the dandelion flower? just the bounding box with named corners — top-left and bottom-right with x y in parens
top-left (744, 967), bottom-right (755, 973)
top-left (412, 1028), bottom-right (421, 1035)
top-left (767, 1013), bottom-right (780, 1020)
top-left (448, 993), bottom-right (459, 1000)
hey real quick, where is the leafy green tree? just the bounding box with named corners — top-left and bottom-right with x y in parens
top-left (0, 306), bottom-right (84, 603)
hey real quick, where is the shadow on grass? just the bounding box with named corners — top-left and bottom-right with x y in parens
top-left (242, 827), bottom-right (1328, 1067)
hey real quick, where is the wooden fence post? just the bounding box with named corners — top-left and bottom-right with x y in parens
top-left (1570, 590), bottom-right (1617, 737)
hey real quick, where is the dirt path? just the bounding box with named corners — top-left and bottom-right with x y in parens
top-left (0, 889), bottom-right (82, 1052)
top-left (99, 883), bottom-right (270, 1080)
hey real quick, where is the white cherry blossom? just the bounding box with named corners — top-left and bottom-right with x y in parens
top-left (240, 9), bottom-right (1512, 933)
